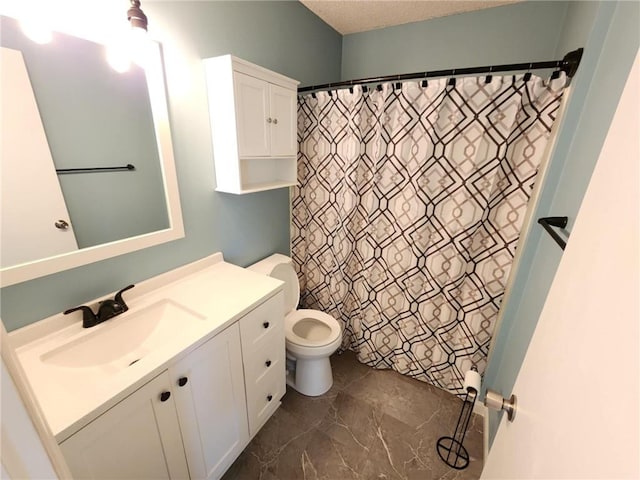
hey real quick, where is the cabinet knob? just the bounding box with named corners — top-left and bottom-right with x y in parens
top-left (266, 117), bottom-right (272, 123)
top-left (273, 118), bottom-right (278, 125)
top-left (160, 391), bottom-right (171, 402)
top-left (178, 377), bottom-right (188, 387)
top-left (263, 321), bottom-right (270, 329)
top-left (265, 360), bottom-right (272, 367)
top-left (267, 394), bottom-right (273, 402)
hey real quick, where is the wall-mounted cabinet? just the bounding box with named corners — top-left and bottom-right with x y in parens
top-left (204, 55), bottom-right (299, 194)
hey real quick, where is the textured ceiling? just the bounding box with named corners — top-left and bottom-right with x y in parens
top-left (300, 0), bottom-right (520, 35)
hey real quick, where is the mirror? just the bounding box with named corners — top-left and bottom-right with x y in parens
top-left (0, 14), bottom-right (184, 287)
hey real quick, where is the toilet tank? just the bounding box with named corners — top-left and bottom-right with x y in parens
top-left (247, 254), bottom-right (300, 314)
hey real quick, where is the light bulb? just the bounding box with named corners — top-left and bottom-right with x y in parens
top-left (129, 28), bottom-right (151, 68)
top-left (20, 18), bottom-right (52, 44)
top-left (106, 41), bottom-right (131, 73)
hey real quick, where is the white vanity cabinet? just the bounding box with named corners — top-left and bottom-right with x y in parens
top-left (204, 55), bottom-right (299, 194)
top-left (59, 324), bottom-right (247, 480)
top-left (59, 370), bottom-right (190, 479)
top-left (57, 290), bottom-right (285, 480)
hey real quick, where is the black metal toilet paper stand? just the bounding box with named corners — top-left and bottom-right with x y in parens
top-left (436, 384), bottom-right (477, 469)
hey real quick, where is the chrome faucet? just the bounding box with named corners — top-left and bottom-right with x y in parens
top-left (64, 285), bottom-right (135, 328)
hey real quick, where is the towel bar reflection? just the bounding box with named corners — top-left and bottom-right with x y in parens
top-left (538, 216), bottom-right (568, 250)
top-left (56, 164), bottom-right (136, 175)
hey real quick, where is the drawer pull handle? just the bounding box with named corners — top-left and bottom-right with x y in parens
top-left (263, 321), bottom-right (270, 329)
top-left (267, 394), bottom-right (273, 402)
top-left (178, 377), bottom-right (188, 387)
top-left (265, 360), bottom-right (272, 367)
top-left (160, 391), bottom-right (171, 402)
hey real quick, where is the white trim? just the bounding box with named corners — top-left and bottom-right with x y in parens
top-left (482, 407), bottom-right (489, 463)
top-left (1, 324), bottom-right (71, 478)
top-left (469, 400), bottom-right (490, 463)
top-left (484, 83), bottom-right (574, 369)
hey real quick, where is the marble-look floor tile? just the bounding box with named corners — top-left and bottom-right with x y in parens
top-left (224, 351), bottom-right (484, 480)
top-left (316, 392), bottom-right (380, 458)
top-left (330, 350), bottom-right (373, 392)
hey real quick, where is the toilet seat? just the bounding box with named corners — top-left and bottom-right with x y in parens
top-left (285, 309), bottom-right (341, 348)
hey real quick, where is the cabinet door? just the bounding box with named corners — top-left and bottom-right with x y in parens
top-left (234, 72), bottom-right (270, 157)
top-left (59, 372), bottom-right (189, 480)
top-left (169, 323), bottom-right (249, 480)
top-left (269, 84), bottom-right (297, 156)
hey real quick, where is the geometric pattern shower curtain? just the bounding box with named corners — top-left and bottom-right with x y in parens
top-left (291, 74), bottom-right (567, 396)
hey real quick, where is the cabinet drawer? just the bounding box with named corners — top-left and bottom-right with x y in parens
top-left (239, 292), bottom-right (284, 349)
top-left (243, 330), bottom-right (285, 385)
top-left (246, 362), bottom-right (285, 437)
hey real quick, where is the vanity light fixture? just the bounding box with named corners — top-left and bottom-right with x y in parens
top-left (107, 0), bottom-right (150, 72)
top-left (127, 0), bottom-right (148, 32)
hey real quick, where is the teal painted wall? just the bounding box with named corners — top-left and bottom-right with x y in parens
top-left (0, 1), bottom-right (341, 331)
top-left (483, 1), bottom-right (640, 443)
top-left (341, 1), bottom-right (569, 80)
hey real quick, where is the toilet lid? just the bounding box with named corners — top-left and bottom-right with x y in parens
top-left (271, 263), bottom-right (300, 314)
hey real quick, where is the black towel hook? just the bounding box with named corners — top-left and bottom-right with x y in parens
top-left (538, 216), bottom-right (569, 250)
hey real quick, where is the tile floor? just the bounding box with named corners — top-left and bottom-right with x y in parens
top-left (223, 351), bottom-right (484, 480)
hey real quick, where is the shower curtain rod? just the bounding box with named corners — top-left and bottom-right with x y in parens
top-left (298, 48), bottom-right (583, 94)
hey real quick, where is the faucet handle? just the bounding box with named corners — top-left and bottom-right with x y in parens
top-left (64, 305), bottom-right (98, 328)
top-left (114, 284), bottom-right (135, 312)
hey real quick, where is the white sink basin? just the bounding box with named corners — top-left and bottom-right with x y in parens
top-left (41, 300), bottom-right (205, 371)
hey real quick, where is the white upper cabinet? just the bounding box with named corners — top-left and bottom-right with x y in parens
top-left (204, 55), bottom-right (299, 194)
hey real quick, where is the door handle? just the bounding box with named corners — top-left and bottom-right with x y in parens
top-left (485, 389), bottom-right (517, 422)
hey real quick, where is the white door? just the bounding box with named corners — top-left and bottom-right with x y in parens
top-left (268, 83), bottom-right (297, 156)
top-left (234, 72), bottom-right (270, 157)
top-left (169, 323), bottom-right (249, 479)
top-left (0, 47), bottom-right (78, 268)
top-left (59, 372), bottom-right (189, 480)
top-left (482, 51), bottom-right (640, 479)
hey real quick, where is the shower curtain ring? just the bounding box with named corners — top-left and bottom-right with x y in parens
top-left (485, 66), bottom-right (493, 84)
top-left (524, 63), bottom-right (533, 82)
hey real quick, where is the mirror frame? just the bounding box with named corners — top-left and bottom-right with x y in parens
top-left (1, 37), bottom-right (184, 287)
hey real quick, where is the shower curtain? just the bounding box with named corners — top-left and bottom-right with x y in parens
top-left (292, 73), bottom-right (567, 395)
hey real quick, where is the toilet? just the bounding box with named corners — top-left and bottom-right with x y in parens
top-left (248, 254), bottom-right (342, 396)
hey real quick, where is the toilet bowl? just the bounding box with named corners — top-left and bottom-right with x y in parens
top-left (248, 254), bottom-right (342, 396)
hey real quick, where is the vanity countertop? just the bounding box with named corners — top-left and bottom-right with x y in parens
top-left (9, 253), bottom-right (283, 441)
